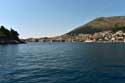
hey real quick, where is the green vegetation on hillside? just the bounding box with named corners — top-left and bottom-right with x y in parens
top-left (67, 16), bottom-right (125, 35)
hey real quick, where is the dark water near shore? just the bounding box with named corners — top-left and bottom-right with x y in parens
top-left (0, 42), bottom-right (125, 83)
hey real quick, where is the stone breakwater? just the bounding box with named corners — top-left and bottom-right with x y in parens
top-left (26, 30), bottom-right (125, 43)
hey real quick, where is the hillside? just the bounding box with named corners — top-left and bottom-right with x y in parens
top-left (26, 16), bottom-right (125, 43)
top-left (67, 16), bottom-right (125, 35)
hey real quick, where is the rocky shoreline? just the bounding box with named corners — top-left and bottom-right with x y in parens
top-left (25, 30), bottom-right (125, 43)
top-left (0, 40), bottom-right (25, 44)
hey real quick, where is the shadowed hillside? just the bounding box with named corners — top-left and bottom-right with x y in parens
top-left (67, 16), bottom-right (125, 35)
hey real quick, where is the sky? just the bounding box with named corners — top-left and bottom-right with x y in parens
top-left (0, 0), bottom-right (125, 38)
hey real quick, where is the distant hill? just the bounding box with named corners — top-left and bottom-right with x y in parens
top-left (0, 26), bottom-right (25, 44)
top-left (67, 16), bottom-right (125, 35)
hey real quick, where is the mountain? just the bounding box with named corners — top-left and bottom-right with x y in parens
top-left (0, 26), bottom-right (25, 44)
top-left (25, 16), bottom-right (125, 43)
top-left (67, 16), bottom-right (125, 35)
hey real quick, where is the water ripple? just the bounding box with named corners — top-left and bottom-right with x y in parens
top-left (0, 43), bottom-right (125, 83)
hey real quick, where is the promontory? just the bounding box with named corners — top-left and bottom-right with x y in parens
top-left (0, 26), bottom-right (25, 44)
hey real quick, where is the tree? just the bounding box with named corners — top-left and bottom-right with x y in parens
top-left (0, 26), bottom-right (10, 37)
top-left (10, 28), bottom-right (19, 40)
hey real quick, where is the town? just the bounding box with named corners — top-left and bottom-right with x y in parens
top-left (26, 30), bottom-right (125, 43)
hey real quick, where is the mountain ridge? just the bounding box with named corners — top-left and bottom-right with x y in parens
top-left (67, 16), bottom-right (125, 35)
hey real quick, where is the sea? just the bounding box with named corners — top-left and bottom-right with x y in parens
top-left (0, 42), bottom-right (125, 83)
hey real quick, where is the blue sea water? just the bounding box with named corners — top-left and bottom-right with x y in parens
top-left (0, 42), bottom-right (125, 83)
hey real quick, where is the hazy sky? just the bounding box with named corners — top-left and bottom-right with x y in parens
top-left (0, 0), bottom-right (125, 38)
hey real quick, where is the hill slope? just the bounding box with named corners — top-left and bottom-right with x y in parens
top-left (67, 16), bottom-right (125, 35)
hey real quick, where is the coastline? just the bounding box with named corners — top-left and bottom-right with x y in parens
top-left (25, 30), bottom-right (125, 43)
top-left (0, 40), bottom-right (26, 44)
